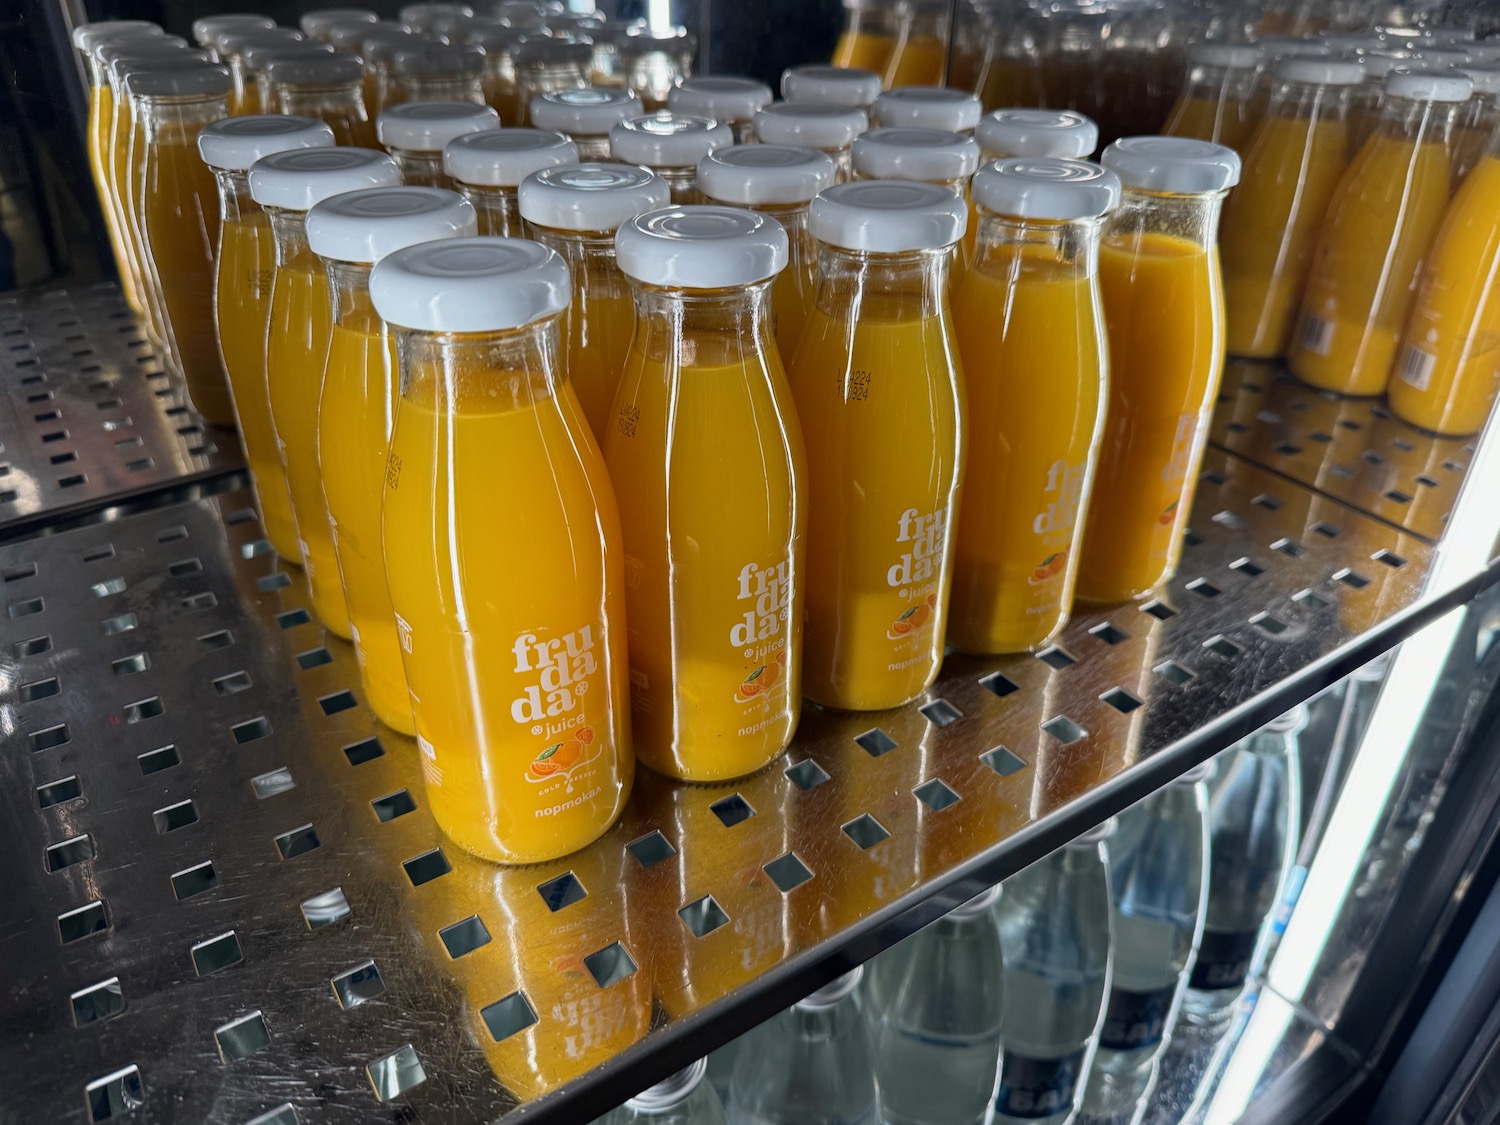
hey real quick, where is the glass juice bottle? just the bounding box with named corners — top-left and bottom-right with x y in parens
top-left (668, 75), bottom-right (775, 144)
top-left (129, 63), bottom-right (239, 428)
top-left (513, 36), bottom-right (593, 126)
top-left (789, 180), bottom-right (967, 711)
top-left (400, 1), bottom-right (475, 36)
top-left (390, 41), bottom-right (486, 105)
top-left (306, 185), bottom-right (476, 732)
top-left (300, 8), bottom-right (377, 41)
top-left (597, 1061), bottom-right (725, 1125)
top-left (976, 108), bottom-right (1099, 163)
top-left (851, 126), bottom-right (980, 266)
top-left (609, 112), bottom-right (733, 204)
top-left (241, 40), bottom-right (337, 114)
top-left (378, 99), bottom-right (499, 187)
top-left (372, 236), bottom-right (633, 863)
top-left (832, 0), bottom-right (898, 76)
top-left (1075, 136), bottom-right (1240, 603)
top-left (755, 101), bottom-right (869, 182)
top-left (1162, 43), bottom-right (1264, 152)
top-left (604, 206), bottom-right (806, 781)
top-left (248, 146), bottom-right (402, 635)
top-left (192, 14), bottom-right (273, 52)
top-left (517, 163), bottom-right (669, 437)
top-left (616, 29), bottom-right (697, 113)
top-left (698, 145), bottom-right (838, 364)
top-left (782, 62), bottom-right (883, 108)
top-left (355, 24), bottom-right (418, 115)
top-left (466, 23), bottom-right (528, 122)
top-left (266, 53), bottom-right (377, 147)
top-left (445, 127), bottom-right (579, 236)
top-left (529, 87), bottom-right (644, 160)
top-left (1345, 49), bottom-right (1414, 155)
top-left (1288, 70), bottom-right (1469, 396)
top-left (199, 114), bottom-right (335, 562)
top-left (872, 86), bottom-right (982, 133)
top-left (949, 157), bottom-right (1118, 654)
top-left (218, 27), bottom-right (304, 115)
top-left (884, 0), bottom-right (952, 90)
top-left (1452, 65), bottom-right (1500, 184)
top-left (1220, 57), bottom-right (1361, 359)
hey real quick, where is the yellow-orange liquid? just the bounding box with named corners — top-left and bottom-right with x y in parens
top-left (833, 31), bottom-right (895, 75)
top-left (537, 234), bottom-right (637, 441)
top-left (1390, 153), bottom-right (1500, 435)
top-left (320, 301), bottom-right (413, 732)
top-left (788, 305), bottom-right (964, 711)
top-left (382, 352), bottom-right (632, 863)
top-left (1163, 92), bottom-right (1258, 153)
top-left (215, 214), bottom-right (302, 561)
top-left (950, 244), bottom-right (1105, 652)
top-left (1077, 232), bottom-right (1223, 602)
top-left (1221, 112), bottom-right (1350, 357)
top-left (884, 34), bottom-right (947, 89)
top-left (1288, 130), bottom-right (1453, 396)
top-left (265, 246), bottom-right (351, 635)
top-left (604, 341), bottom-right (806, 781)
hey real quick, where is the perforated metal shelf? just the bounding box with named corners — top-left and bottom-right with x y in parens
top-left (0, 283), bottom-right (243, 537)
top-left (4, 445), bottom-right (1493, 1125)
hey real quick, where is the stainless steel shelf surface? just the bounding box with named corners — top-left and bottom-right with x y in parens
top-left (0, 284), bottom-right (243, 538)
top-left (4, 440), bottom-right (1493, 1124)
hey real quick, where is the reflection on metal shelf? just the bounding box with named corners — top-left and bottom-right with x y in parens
top-left (3, 436), bottom-right (1491, 1122)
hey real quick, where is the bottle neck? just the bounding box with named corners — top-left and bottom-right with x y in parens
top-left (629, 281), bottom-right (777, 365)
top-left (391, 148), bottom-right (448, 186)
top-left (395, 318), bottom-right (564, 403)
top-left (1104, 186), bottom-right (1225, 251)
top-left (266, 207), bottom-right (314, 268)
top-left (1377, 94), bottom-right (1464, 148)
top-left (325, 259), bottom-right (375, 329)
top-left (137, 93), bottom-right (227, 142)
top-left (1186, 62), bottom-right (1259, 101)
top-left (213, 168), bottom-right (259, 224)
top-left (972, 212), bottom-right (1101, 278)
top-left (456, 181), bottom-right (520, 234)
top-left (275, 81), bottom-right (365, 117)
top-left (812, 244), bottom-right (951, 321)
top-left (399, 74), bottom-right (484, 103)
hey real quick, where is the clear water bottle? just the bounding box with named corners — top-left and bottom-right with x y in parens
top-left (597, 1058), bottom-right (726, 1124)
top-left (1076, 1061), bottom-right (1155, 1125)
top-left (994, 821), bottom-right (1114, 1125)
top-left (728, 968), bottom-right (878, 1125)
top-left (867, 885), bottom-right (1005, 1125)
top-left (1182, 710), bottom-right (1302, 1023)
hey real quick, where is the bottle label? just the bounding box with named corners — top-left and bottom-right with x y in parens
top-left (1188, 927), bottom-right (1261, 992)
top-left (1395, 343), bottom-right (1436, 391)
top-left (994, 1048), bottom-right (1086, 1119)
top-left (731, 558), bottom-right (793, 709)
top-left (510, 625), bottom-right (609, 800)
top-left (1099, 983), bottom-right (1178, 1051)
top-left (885, 505), bottom-right (947, 652)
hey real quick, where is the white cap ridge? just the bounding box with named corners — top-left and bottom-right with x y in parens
top-left (972, 158), bottom-right (1120, 221)
top-left (1100, 135), bottom-right (1241, 193)
top-left (977, 108), bottom-right (1099, 159)
top-left (189, 15), bottom-right (272, 49)
top-left (755, 101), bottom-right (869, 148)
top-left (615, 205), bottom-right (789, 288)
top-left (378, 100), bottom-right (500, 152)
top-left (370, 236), bottom-right (571, 332)
top-left (529, 87), bottom-right (644, 137)
top-left (624, 1061), bottom-right (708, 1113)
top-left (1384, 67), bottom-right (1473, 101)
top-left (444, 128), bottom-right (579, 187)
top-left (698, 145), bottom-right (837, 206)
top-left (809, 180), bottom-right (968, 252)
top-left (122, 64), bottom-right (233, 99)
top-left (306, 185), bottom-right (478, 262)
top-left (781, 63), bottom-right (882, 107)
top-left (300, 8), bottom-right (378, 38)
top-left (610, 112), bottom-right (732, 168)
top-left (248, 146), bottom-right (402, 210)
top-left (198, 115), bottom-right (336, 170)
top-left (851, 127), bottom-right (980, 183)
top-left (518, 163), bottom-right (670, 232)
top-left (668, 75), bottom-right (775, 122)
top-left (872, 86), bottom-right (983, 132)
top-left (1275, 57), bottom-right (1366, 84)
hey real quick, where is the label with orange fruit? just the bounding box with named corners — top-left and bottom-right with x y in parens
top-left (526, 725), bottom-right (600, 784)
top-left (1028, 546), bottom-right (1069, 586)
top-left (888, 593), bottom-right (937, 639)
top-left (735, 646), bottom-right (788, 703)
top-left (1157, 499), bottom-right (1179, 526)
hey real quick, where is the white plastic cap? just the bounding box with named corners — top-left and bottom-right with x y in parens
top-left (781, 63), bottom-right (881, 107)
top-left (75, 21), bottom-right (163, 54)
top-left (972, 157), bottom-right (1119, 220)
top-left (851, 127), bottom-right (979, 182)
top-left (754, 101), bottom-right (868, 148)
top-left (216, 27), bottom-right (303, 58)
top-left (378, 100), bottom-right (500, 152)
top-left (300, 8), bottom-right (378, 37)
top-left (610, 112), bottom-right (732, 168)
top-left (370, 236), bottom-right (570, 331)
top-left (266, 53), bottom-right (365, 86)
top-left (624, 1061), bottom-right (707, 1113)
top-left (189, 15), bottom-right (272, 48)
top-left (1457, 65), bottom-right (1500, 96)
top-left (401, 3), bottom-right (476, 31)
top-left (809, 180), bottom-right (967, 251)
top-left (198, 114), bottom-right (335, 170)
top-left (518, 163), bottom-right (669, 231)
top-left (871, 86), bottom-right (982, 132)
top-left (1275, 56), bottom-right (1366, 84)
top-left (795, 968), bottom-right (863, 1011)
top-left (1416, 46), bottom-right (1475, 66)
top-left (616, 205), bottom-right (788, 287)
top-left (1384, 67), bottom-right (1473, 101)
top-left (1069, 817), bottom-right (1117, 847)
top-left (391, 42), bottom-right (484, 76)
top-left (514, 35), bottom-right (593, 67)
top-left (667, 75), bottom-right (775, 123)
top-left (241, 39), bottom-right (336, 72)
top-left (977, 108), bottom-right (1098, 159)
top-left (123, 64), bottom-right (233, 99)
top-left (698, 145), bottom-right (837, 205)
top-left (1190, 42), bottom-right (1263, 68)
top-left (100, 43), bottom-right (199, 85)
top-left (1100, 135), bottom-right (1241, 193)
top-left (306, 185), bottom-right (477, 262)
top-left (1360, 49), bottom-right (1417, 78)
top-left (248, 146), bottom-right (402, 210)
top-left (328, 19), bottom-right (407, 51)
top-left (444, 128), bottom-right (578, 186)
top-left (529, 87), bottom-right (643, 137)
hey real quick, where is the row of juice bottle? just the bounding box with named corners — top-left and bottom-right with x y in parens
top-left (72, 12), bottom-right (1244, 865)
top-left (595, 704), bottom-right (1304, 1125)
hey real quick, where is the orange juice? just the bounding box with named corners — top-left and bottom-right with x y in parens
top-left (1390, 153), bottom-right (1500, 435)
top-left (835, 29), bottom-right (896, 74)
top-left (269, 54), bottom-right (378, 147)
top-left (373, 237), bottom-right (632, 863)
top-left (791, 181), bottom-right (967, 711)
top-left (1289, 74), bottom-right (1468, 396)
top-left (1220, 59), bottom-right (1360, 358)
top-left (606, 207), bottom-right (805, 781)
top-left (1162, 44), bottom-right (1263, 152)
top-left (950, 159), bottom-right (1117, 653)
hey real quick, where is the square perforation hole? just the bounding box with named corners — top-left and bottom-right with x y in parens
top-left (138, 744), bottom-right (179, 774)
top-left (1141, 600), bottom-right (1177, 620)
top-left (257, 572), bottom-right (291, 592)
top-left (277, 608), bottom-right (311, 629)
top-left (21, 676), bottom-right (60, 701)
top-left (854, 728), bottom-right (898, 757)
top-left (13, 634), bottom-right (50, 658)
top-left (1416, 473), bottom-right (1440, 488)
top-left (216, 1012), bottom-right (270, 1062)
top-left (583, 942), bottom-right (638, 988)
top-left (919, 697), bottom-right (963, 726)
top-left (191, 931), bottom-right (245, 976)
top-left (480, 992), bottom-right (537, 1042)
top-left (1037, 646), bottom-right (1076, 670)
top-left (251, 766), bottom-right (295, 799)
top-left (1312, 521), bottom-right (1341, 539)
top-left (372, 789), bottom-right (416, 822)
top-left (626, 830), bottom-right (676, 869)
top-left (711, 793), bottom-right (756, 827)
top-left (1294, 589), bottom-right (1332, 611)
top-left (1251, 493), bottom-right (1282, 510)
top-left (440, 915), bottom-right (492, 958)
top-left (1089, 622), bottom-right (1129, 645)
top-left (1372, 549), bottom-right (1407, 568)
top-left (1335, 568), bottom-right (1371, 589)
top-left (231, 716), bottom-right (272, 744)
top-left (153, 799), bottom-right (198, 834)
top-left (213, 671), bottom-right (253, 696)
top-left (102, 612), bottom-right (138, 635)
top-left (1183, 528), bottom-right (1203, 548)
top-left (167, 557), bottom-right (203, 578)
top-left (979, 672), bottom-right (1020, 698)
top-left (72, 978), bottom-right (125, 1027)
top-left (537, 871), bottom-right (587, 912)
top-left (1201, 469), bottom-right (1228, 485)
top-left (3, 561), bottom-right (36, 582)
top-left (1251, 612), bottom-right (1289, 636)
top-left (241, 539), bottom-right (274, 559)
top-left (182, 592), bottom-right (217, 611)
top-left (198, 629), bottom-right (233, 651)
top-left (85, 1064), bottom-right (143, 1122)
top-left (37, 775), bottom-right (82, 808)
top-left (1230, 557), bottom-right (1264, 577)
top-left (1155, 661), bottom-right (1195, 685)
top-left (1101, 688), bottom-right (1143, 714)
top-left (403, 848), bottom-right (451, 886)
top-left (344, 737), bottom-right (384, 765)
top-left (8, 596), bottom-right (44, 618)
top-left (59, 900), bottom-right (108, 944)
top-left (1186, 578), bottom-right (1220, 598)
top-left (785, 759), bottom-right (831, 790)
top-left (302, 887), bottom-right (351, 929)
top-left (47, 834), bottom-right (95, 872)
top-left (680, 895), bottom-right (731, 938)
top-left (297, 647), bottom-right (333, 670)
top-left (333, 961), bottom-right (385, 1010)
top-left (1042, 716), bottom-right (1088, 744)
top-left (1272, 538), bottom-right (1305, 558)
top-left (319, 690), bottom-right (357, 715)
top-left (843, 813), bottom-right (891, 849)
top-left (171, 861), bottom-right (218, 900)
top-left (123, 696), bottom-right (164, 723)
top-left (90, 576), bottom-right (126, 598)
top-left (914, 778), bottom-right (961, 812)
top-left (981, 745), bottom-right (1027, 776)
top-left (112, 653), bottom-right (149, 677)
top-left (1203, 635), bottom-right (1243, 658)
top-left (274, 824), bottom-right (320, 860)
top-left (224, 506), bottom-right (258, 525)
top-left (1212, 510), bottom-right (1246, 530)
top-left (1384, 489), bottom-right (1413, 504)
top-left (764, 852), bottom-right (814, 892)
top-left (367, 1045), bottom-right (427, 1103)
top-left (1275, 442), bottom-right (1302, 456)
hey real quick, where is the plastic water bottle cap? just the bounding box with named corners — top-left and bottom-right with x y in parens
top-left (624, 1060), bottom-right (707, 1112)
top-left (698, 145), bottom-right (837, 206)
top-left (1275, 57), bottom-right (1366, 85)
top-left (122, 64), bottom-right (233, 99)
top-left (946, 883), bottom-right (1002, 919)
top-left (781, 63), bottom-right (882, 107)
top-left (248, 146), bottom-right (401, 210)
top-left (75, 21), bottom-right (164, 54)
top-left (871, 86), bottom-right (983, 132)
top-left (668, 75), bottom-right (775, 122)
top-left (972, 157), bottom-right (1119, 220)
top-left (754, 101), bottom-right (868, 148)
top-left (519, 163), bottom-right (669, 231)
top-left (300, 8), bottom-right (378, 37)
top-left (1189, 42), bottom-right (1263, 69)
top-left (794, 967), bottom-right (863, 1010)
top-left (1384, 67), bottom-right (1473, 101)
top-left (977, 108), bottom-right (1099, 159)
top-left (189, 15), bottom-right (273, 49)
top-left (444, 128), bottom-right (578, 187)
top-left (610, 112), bottom-right (732, 168)
top-left (370, 236), bottom-right (570, 331)
top-left (529, 87), bottom-right (644, 137)
top-left (851, 127), bottom-right (980, 182)
top-left (307, 185), bottom-right (477, 262)
top-left (378, 100), bottom-right (500, 152)
top-left (809, 179), bottom-right (967, 251)
top-left (1070, 817), bottom-right (1117, 846)
top-left (198, 114), bottom-right (335, 170)
top-left (616, 205), bottom-right (789, 287)
top-left (1101, 136), bottom-right (1241, 193)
